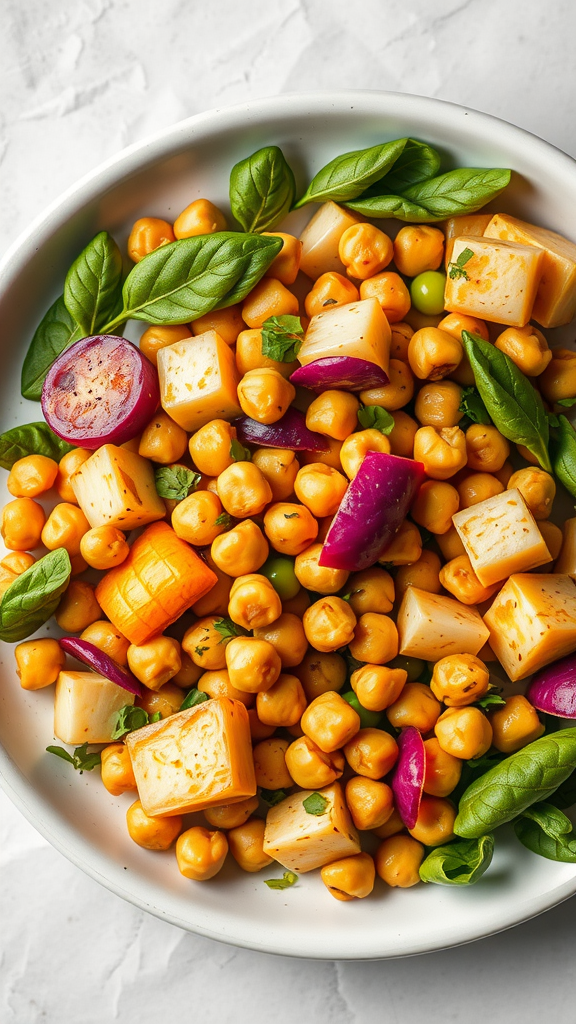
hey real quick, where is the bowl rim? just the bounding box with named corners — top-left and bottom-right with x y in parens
top-left (2, 89), bottom-right (576, 959)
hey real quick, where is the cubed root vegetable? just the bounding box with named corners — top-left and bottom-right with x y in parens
top-left (157, 330), bottom-right (242, 432)
top-left (397, 587), bottom-right (490, 661)
top-left (71, 444), bottom-right (166, 531)
top-left (444, 236), bottom-right (544, 328)
top-left (298, 298), bottom-right (391, 374)
top-left (263, 782), bottom-right (361, 872)
top-left (54, 670), bottom-right (134, 744)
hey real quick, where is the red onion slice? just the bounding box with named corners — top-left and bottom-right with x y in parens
top-left (526, 654), bottom-right (576, 718)
top-left (290, 356), bottom-right (389, 392)
top-left (234, 408), bottom-right (329, 451)
top-left (392, 726), bottom-right (426, 830)
top-left (59, 637), bottom-right (143, 697)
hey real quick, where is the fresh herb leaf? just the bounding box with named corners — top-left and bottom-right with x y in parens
top-left (213, 617), bottom-right (246, 642)
top-left (363, 138), bottom-right (441, 194)
top-left (260, 788), bottom-right (287, 806)
top-left (458, 386), bottom-right (491, 425)
top-left (21, 296), bottom-right (83, 400)
top-left (557, 397), bottom-right (576, 408)
top-left (303, 792), bottom-right (329, 815)
top-left (346, 167), bottom-right (511, 222)
top-left (462, 331), bottom-right (552, 471)
top-left (46, 743), bottom-right (101, 772)
top-left (295, 138), bottom-right (408, 207)
top-left (264, 870), bottom-right (298, 890)
top-left (448, 246), bottom-right (475, 281)
top-left (357, 404), bottom-right (394, 435)
top-left (111, 705), bottom-right (159, 740)
top-left (551, 414), bottom-right (576, 498)
top-left (230, 147), bottom-right (296, 233)
top-left (154, 465), bottom-right (200, 501)
top-left (260, 315), bottom-right (304, 362)
top-left (475, 693), bottom-right (506, 709)
top-left (194, 644), bottom-right (209, 657)
top-left (420, 834), bottom-right (494, 885)
top-left (0, 421), bottom-right (75, 470)
top-left (514, 801), bottom-right (576, 862)
top-left (229, 438), bottom-right (251, 462)
top-left (64, 231), bottom-right (123, 336)
top-left (549, 770), bottom-right (576, 811)
top-left (215, 512), bottom-right (232, 528)
top-left (179, 688), bottom-right (209, 711)
top-left (284, 512), bottom-right (299, 519)
top-left (0, 549), bottom-right (71, 643)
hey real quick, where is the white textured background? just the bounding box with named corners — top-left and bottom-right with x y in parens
top-left (3, 1), bottom-right (576, 1020)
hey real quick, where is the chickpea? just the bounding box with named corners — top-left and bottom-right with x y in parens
top-left (284, 736), bottom-right (344, 789)
top-left (360, 359), bottom-right (415, 411)
top-left (371, 807), bottom-right (405, 840)
top-left (376, 835), bottom-right (424, 887)
top-left (171, 652), bottom-right (203, 690)
top-left (225, 636), bottom-right (282, 693)
top-left (80, 526), bottom-right (129, 570)
top-left (262, 231), bottom-right (302, 285)
top-left (242, 278), bottom-right (299, 329)
top-left (211, 520), bottom-right (269, 577)
top-left (293, 542), bottom-right (348, 595)
top-left (430, 654), bottom-right (490, 707)
top-left (188, 420), bottom-right (234, 476)
top-left (127, 636), bottom-right (181, 690)
top-left (56, 448), bottom-right (91, 502)
top-left (301, 690), bottom-right (360, 752)
top-left (393, 225), bottom-right (445, 277)
top-left (414, 380), bottom-right (463, 429)
top-left (388, 410), bottom-right (418, 458)
top-left (235, 328), bottom-right (297, 378)
top-left (251, 448), bottom-right (299, 502)
top-left (176, 826), bottom-right (228, 881)
top-left (516, 444), bottom-right (540, 466)
top-left (408, 327), bottom-right (463, 381)
top-left (81, 620), bottom-right (130, 666)
top-left (173, 198), bottom-right (227, 238)
top-left (350, 664), bottom-right (406, 712)
top-left (413, 425), bottom-right (467, 480)
top-left (507, 467), bottom-right (556, 520)
top-left (252, 737), bottom-right (293, 790)
top-left (422, 738), bottom-right (462, 798)
top-left (127, 217), bottom-right (175, 262)
top-left (171, 491), bottom-right (225, 547)
top-left (302, 437), bottom-right (344, 472)
top-left (237, 368), bottom-right (296, 424)
top-left (204, 795), bottom-right (260, 830)
top-left (539, 348), bottom-right (576, 403)
top-left (228, 818), bottom-right (274, 872)
top-left (490, 695), bottom-right (545, 753)
top-left (539, 520), bottom-right (563, 562)
top-left (340, 428), bottom-right (391, 480)
top-left (345, 776), bottom-right (394, 831)
top-left (293, 464), bottom-right (347, 518)
top-left (247, 708), bottom-right (276, 742)
top-left (192, 559), bottom-right (233, 619)
top-left (349, 612), bottom-right (398, 665)
top-left (256, 673), bottom-right (307, 727)
top-left (495, 325), bottom-right (552, 377)
top-left (55, 581), bottom-right (100, 633)
top-left (389, 322), bottom-right (413, 362)
top-left (282, 588), bottom-right (311, 618)
top-left (321, 852), bottom-right (375, 901)
top-left (396, 549), bottom-right (442, 598)
top-left (386, 682), bottom-right (441, 732)
top-left (360, 271), bottom-right (411, 323)
top-left (137, 411), bottom-right (186, 464)
top-left (304, 271), bottom-right (359, 317)
top-left (436, 526), bottom-right (466, 562)
top-left (253, 613), bottom-right (308, 668)
top-left (1, 551), bottom-right (35, 574)
top-left (126, 799), bottom-right (182, 849)
top-left (408, 796), bottom-right (456, 847)
top-left (338, 222), bottom-right (393, 280)
top-left (439, 554), bottom-right (499, 605)
top-left (14, 638), bottom-right (65, 691)
top-left (1, 497), bottom-right (45, 550)
top-left (41, 503), bottom-right (89, 557)
top-left (411, 481), bottom-right (458, 536)
top-left (7, 454), bottom-right (58, 498)
top-left (192, 305), bottom-right (244, 346)
top-left (305, 390), bottom-right (360, 441)
top-left (139, 324), bottom-right (192, 366)
top-left (228, 574), bottom-right (282, 630)
top-left (183, 616), bottom-right (231, 671)
top-left (295, 651), bottom-right (346, 701)
top-left (465, 424), bottom-right (510, 473)
top-left (346, 568), bottom-right (394, 617)
top-left (343, 728), bottom-right (398, 779)
top-left (197, 669), bottom-right (254, 707)
top-left (138, 681), bottom-right (184, 719)
top-left (216, 462), bottom-right (272, 519)
top-left (435, 706), bottom-right (493, 760)
top-left (494, 461), bottom-right (514, 488)
top-left (438, 312), bottom-right (489, 343)
top-left (457, 472), bottom-right (504, 509)
top-left (378, 520), bottom-right (422, 566)
top-left (303, 596), bottom-right (356, 653)
top-left (263, 502), bottom-right (318, 556)
top-left (99, 743), bottom-right (137, 796)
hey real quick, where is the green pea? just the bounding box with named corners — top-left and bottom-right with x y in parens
top-left (260, 556), bottom-right (300, 600)
top-left (410, 270), bottom-right (447, 315)
top-left (342, 690), bottom-right (382, 729)
top-left (386, 655), bottom-right (425, 683)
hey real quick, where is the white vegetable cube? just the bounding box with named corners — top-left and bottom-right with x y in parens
top-left (484, 573), bottom-right (576, 680)
top-left (263, 782), bottom-right (360, 873)
top-left (484, 212), bottom-right (576, 327)
top-left (444, 235), bottom-right (544, 327)
top-left (54, 671), bottom-right (133, 745)
top-left (452, 489), bottom-right (550, 587)
top-left (397, 587), bottom-right (490, 661)
top-left (444, 214), bottom-right (491, 265)
top-left (157, 329), bottom-right (241, 432)
top-left (71, 443), bottom-right (165, 530)
top-left (298, 298), bottom-right (391, 373)
top-left (299, 201), bottom-right (360, 280)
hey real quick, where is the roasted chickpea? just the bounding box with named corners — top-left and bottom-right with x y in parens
top-left (138, 681), bottom-right (184, 719)
top-left (408, 327), bottom-right (463, 381)
top-left (457, 472), bottom-right (504, 509)
top-left (414, 380), bottom-right (463, 429)
top-left (376, 835), bottom-right (424, 887)
top-left (422, 738), bottom-right (462, 798)
top-left (293, 464), bottom-right (348, 518)
top-left (489, 694), bottom-right (545, 753)
top-left (211, 520), bottom-right (269, 577)
top-left (14, 638), bottom-right (65, 690)
top-left (349, 612), bottom-right (398, 665)
top-left (247, 708), bottom-right (276, 742)
top-left (388, 410), bottom-right (418, 457)
top-left (127, 217), bottom-right (175, 262)
top-left (301, 690), bottom-right (360, 752)
top-left (252, 613), bottom-right (307, 669)
top-left (228, 818), bottom-right (273, 872)
top-left (436, 525), bottom-right (466, 561)
top-left (225, 636), bottom-right (282, 693)
top-left (516, 444), bottom-right (540, 466)
top-left (430, 654), bottom-right (490, 707)
top-left (539, 520), bottom-right (563, 562)
top-left (139, 324), bottom-right (192, 366)
top-left (242, 278), bottom-right (299, 329)
top-left (295, 651), bottom-right (347, 701)
top-left (346, 568), bottom-right (394, 616)
top-left (343, 728), bottom-right (398, 779)
top-left (237, 368), bottom-right (296, 424)
top-left (378, 520), bottom-right (422, 566)
top-left (539, 348), bottom-right (576, 403)
top-left (251, 448), bottom-right (299, 502)
top-left (7, 454), bottom-right (58, 498)
top-left (284, 736), bottom-right (344, 789)
top-left (507, 467), bottom-right (556, 520)
top-left (235, 328), bottom-right (297, 378)
top-left (256, 673), bottom-right (307, 727)
top-left (1, 551), bottom-right (35, 575)
top-left (408, 796), bottom-right (456, 847)
top-left (55, 581), bottom-right (100, 632)
top-left (176, 826), bottom-right (228, 881)
top-left (41, 502), bottom-right (90, 556)
top-left (393, 225), bottom-right (444, 276)
top-left (554, 516), bottom-right (576, 575)
top-left (80, 620), bottom-right (129, 666)
top-left (197, 669), bottom-right (255, 707)
top-left (386, 682), bottom-right (441, 732)
top-left (253, 737), bottom-right (293, 789)
top-left (338, 222), bottom-right (393, 279)
top-left (350, 664), bottom-right (406, 712)
top-left (345, 776), bottom-right (394, 831)
top-left (126, 799), bottom-right (182, 849)
top-left (171, 651), bottom-right (203, 689)
top-left (204, 796), bottom-right (260, 830)
top-left (360, 271), bottom-right (411, 322)
top-left (217, 461), bottom-right (272, 518)
top-left (411, 481), bottom-right (458, 537)
top-left (396, 550), bottom-right (442, 598)
top-left (388, 322), bottom-right (413, 361)
top-left (173, 198), bottom-right (227, 238)
top-left (439, 554), bottom-right (499, 605)
top-left (1, 497), bottom-right (45, 550)
top-left (192, 305), bottom-right (244, 346)
top-left (340, 428), bottom-right (391, 480)
top-left (100, 743), bottom-right (137, 796)
top-left (263, 502), bottom-right (318, 555)
top-left (303, 596), bottom-right (356, 653)
top-left (80, 526), bottom-right (129, 570)
top-left (293, 543), bottom-right (347, 596)
top-left (188, 420), bottom-right (234, 476)
top-left (438, 312), bottom-right (489, 342)
top-left (54, 447), bottom-right (91, 502)
top-left (465, 424), bottom-right (510, 473)
top-left (360, 359), bottom-right (414, 411)
top-left (228, 574), bottom-right (282, 630)
top-left (304, 271), bottom-right (359, 317)
top-left (139, 410), bottom-right (188, 462)
top-left (494, 460), bottom-right (513, 488)
top-left (172, 490), bottom-right (226, 547)
top-left (127, 636), bottom-right (181, 690)
top-left (262, 231), bottom-right (302, 285)
top-left (435, 706), bottom-right (493, 760)
top-left (305, 390), bottom-right (360, 441)
top-left (321, 852), bottom-right (376, 901)
top-left (495, 325), bottom-right (552, 376)
top-left (371, 808), bottom-right (405, 840)
top-left (413, 425), bottom-right (467, 480)
top-left (182, 616), bottom-right (231, 671)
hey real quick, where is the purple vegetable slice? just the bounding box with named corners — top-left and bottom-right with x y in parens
top-left (526, 654), bottom-right (576, 718)
top-left (319, 451), bottom-right (425, 571)
top-left (290, 356), bottom-right (389, 392)
top-left (42, 335), bottom-right (160, 449)
top-left (392, 726), bottom-right (426, 830)
top-left (234, 408), bottom-right (329, 451)
top-left (59, 637), bottom-right (143, 697)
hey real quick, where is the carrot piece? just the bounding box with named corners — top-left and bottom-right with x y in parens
top-left (96, 522), bottom-right (217, 645)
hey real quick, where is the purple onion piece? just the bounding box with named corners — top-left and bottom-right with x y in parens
top-left (290, 356), bottom-right (389, 392)
top-left (526, 654), bottom-right (576, 718)
top-left (234, 408), bottom-right (329, 451)
top-left (59, 637), bottom-right (143, 697)
top-left (392, 727), bottom-right (426, 830)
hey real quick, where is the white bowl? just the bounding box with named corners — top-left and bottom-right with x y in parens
top-left (2, 91), bottom-right (576, 960)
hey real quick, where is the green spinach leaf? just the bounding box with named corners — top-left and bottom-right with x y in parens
top-left (420, 834), bottom-right (494, 885)
top-left (549, 770), bottom-right (576, 810)
top-left (475, 693), bottom-right (506, 709)
top-left (213, 617), bottom-right (247, 642)
top-left (357, 404), bottom-right (394, 435)
top-left (0, 421), bottom-right (74, 470)
top-left (64, 231), bottom-right (123, 336)
top-left (448, 246), bottom-right (475, 281)
top-left (363, 138), bottom-right (441, 195)
top-left (0, 549), bottom-right (71, 642)
top-left (551, 414), bottom-right (576, 498)
top-left (260, 315), bottom-right (304, 362)
top-left (346, 167), bottom-right (511, 222)
top-left (230, 146), bottom-right (296, 232)
top-left (294, 138), bottom-right (408, 207)
top-left (514, 801), bottom-right (576, 862)
top-left (458, 386), bottom-right (491, 425)
top-left (21, 296), bottom-right (82, 400)
top-left (154, 465), bottom-right (200, 502)
top-left (229, 438), bottom-right (251, 462)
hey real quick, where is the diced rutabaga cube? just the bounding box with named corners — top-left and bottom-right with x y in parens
top-left (54, 671), bottom-right (134, 745)
top-left (298, 297), bottom-right (391, 372)
top-left (484, 573), bottom-right (576, 680)
top-left (397, 587), bottom-right (490, 661)
top-left (71, 443), bottom-right (165, 530)
top-left (262, 782), bottom-right (360, 872)
top-left (444, 214), bottom-right (492, 265)
top-left (444, 235), bottom-right (544, 327)
top-left (126, 697), bottom-right (256, 817)
top-left (452, 488), bottom-right (550, 587)
top-left (484, 213), bottom-right (576, 327)
top-left (157, 329), bottom-right (241, 432)
top-left (299, 201), bottom-right (361, 280)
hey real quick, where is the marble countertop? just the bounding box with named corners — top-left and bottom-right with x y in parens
top-left (3, 0), bottom-right (576, 1020)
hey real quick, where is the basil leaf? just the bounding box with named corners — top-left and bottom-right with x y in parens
top-left (345, 193), bottom-right (435, 221)
top-left (475, 693), bottom-right (506, 709)
top-left (0, 421), bottom-right (74, 470)
top-left (454, 728), bottom-right (576, 838)
top-left (47, 742), bottom-right (101, 772)
top-left (229, 438), bottom-right (251, 462)
top-left (303, 792), bottom-right (329, 815)
top-left (0, 549), bottom-right (71, 642)
top-left (214, 512), bottom-right (232, 528)
top-left (260, 315), bottom-right (304, 362)
top-left (514, 802), bottom-right (576, 862)
top-left (64, 231), bottom-right (123, 336)
top-left (549, 770), bottom-right (576, 811)
top-left (522, 801), bottom-right (573, 839)
top-left (420, 834), bottom-right (494, 885)
top-left (551, 414), bottom-right (576, 498)
top-left (179, 688), bottom-right (209, 711)
top-left (557, 397), bottom-right (576, 408)
top-left (462, 331), bottom-right (552, 471)
top-left (260, 788), bottom-right (287, 806)
top-left (104, 233), bottom-right (283, 329)
top-left (347, 167), bottom-right (511, 222)
top-left (357, 404), bottom-right (394, 435)
top-left (295, 138), bottom-right (408, 207)
top-left (264, 871), bottom-right (298, 890)
top-left (154, 465), bottom-right (200, 501)
top-left (230, 146), bottom-right (296, 233)
top-left (111, 705), bottom-right (157, 740)
top-left (213, 617), bottom-right (247, 642)
top-left (448, 247), bottom-right (475, 281)
top-left (21, 296), bottom-right (83, 400)
top-left (458, 386), bottom-right (491, 425)
top-left (364, 138), bottom-right (441, 195)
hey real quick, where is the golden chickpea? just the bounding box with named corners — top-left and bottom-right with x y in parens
top-left (435, 706), bottom-right (493, 760)
top-left (360, 359), bottom-right (415, 411)
top-left (301, 690), bottom-right (360, 752)
top-left (343, 727), bottom-right (399, 779)
top-left (253, 737), bottom-right (293, 789)
top-left (176, 826), bottom-right (228, 881)
top-left (100, 743), bottom-right (137, 796)
top-left (430, 654), bottom-right (490, 707)
top-left (302, 438), bottom-right (344, 473)
top-left (256, 673), bottom-right (307, 727)
top-left (197, 669), bottom-right (255, 707)
top-left (138, 681), bottom-right (184, 718)
top-left (263, 502), bottom-right (318, 555)
top-left (351, 664), bottom-right (407, 712)
top-left (252, 613), bottom-right (307, 670)
top-left (235, 328), bottom-right (298, 379)
top-left (415, 380), bottom-right (463, 429)
top-left (376, 834), bottom-right (424, 887)
top-left (436, 525), bottom-right (466, 561)
top-left (293, 464), bottom-right (348, 518)
top-left (465, 424), bottom-right (510, 473)
top-left (349, 612), bottom-right (398, 664)
top-left (217, 462), bottom-right (272, 518)
top-left (251, 448), bottom-right (299, 502)
top-left (457, 472), bottom-right (504, 509)
top-left (228, 574), bottom-right (282, 630)
top-left (389, 322), bottom-right (414, 362)
top-left (388, 410), bottom-right (418, 457)
top-left (80, 526), bottom-right (129, 570)
top-left (225, 636), bottom-right (282, 693)
top-left (183, 616), bottom-right (230, 671)
top-left (228, 818), bottom-right (274, 872)
top-left (438, 312), bottom-right (489, 343)
top-left (321, 852), bottom-right (376, 901)
top-left (128, 217), bottom-right (175, 262)
top-left (55, 448), bottom-right (91, 502)
top-left (204, 795), bottom-right (260, 830)
top-left (139, 324), bottom-right (191, 366)
top-left (371, 807), bottom-right (405, 840)
top-left (411, 481), bottom-right (459, 536)
top-left (191, 558), bottom-right (233, 618)
top-left (305, 390), bottom-right (360, 441)
top-left (422, 738), bottom-right (462, 798)
top-left (7, 454), bottom-right (58, 498)
top-left (80, 620), bottom-right (129, 666)
top-left (408, 796), bottom-right (456, 847)
top-left (295, 651), bottom-right (347, 701)
top-left (237, 368), bottom-right (296, 425)
top-left (408, 327), bottom-right (463, 381)
top-left (393, 225), bottom-right (445, 276)
top-left (294, 542), bottom-right (349, 595)
top-left (188, 420), bottom-right (235, 476)
top-left (495, 325), bottom-right (552, 376)
top-left (345, 776), bottom-right (394, 830)
top-left (211, 520), bottom-right (269, 577)
top-left (41, 503), bottom-right (89, 557)
top-left (126, 799), bottom-right (182, 850)
top-left (346, 568), bottom-right (394, 616)
top-left (283, 589), bottom-right (312, 618)
top-left (439, 554), bottom-right (499, 605)
top-left (507, 467), bottom-right (556, 520)
top-left (55, 581), bottom-right (100, 633)
top-left (489, 695), bottom-right (545, 753)
top-left (137, 412), bottom-right (186, 464)
top-left (339, 222), bottom-right (393, 280)
top-left (242, 278), bottom-right (299, 329)
top-left (192, 305), bottom-right (244, 346)
top-left (304, 271), bottom-right (359, 317)
top-left (516, 444), bottom-right (540, 466)
top-left (340, 428), bottom-right (391, 480)
top-left (395, 550), bottom-right (442, 598)
top-left (1, 497), bottom-right (45, 550)
top-left (303, 596), bottom-right (356, 653)
top-left (172, 490), bottom-right (226, 547)
top-left (413, 425), bottom-right (467, 480)
top-left (173, 198), bottom-right (227, 238)
top-left (14, 638), bottom-right (65, 691)
top-left (378, 520), bottom-right (422, 566)
top-left (539, 520), bottom-right (563, 562)
top-left (1, 551), bottom-right (35, 575)
top-left (127, 636), bottom-right (181, 690)
top-left (360, 271), bottom-right (411, 323)
top-left (493, 461), bottom-right (512, 489)
top-left (386, 682), bottom-right (441, 732)
top-left (284, 736), bottom-right (344, 789)
top-left (262, 231), bottom-right (302, 285)
top-left (539, 348), bottom-right (576, 402)
top-left (247, 707), bottom-right (276, 742)
top-left (171, 652), bottom-right (203, 690)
